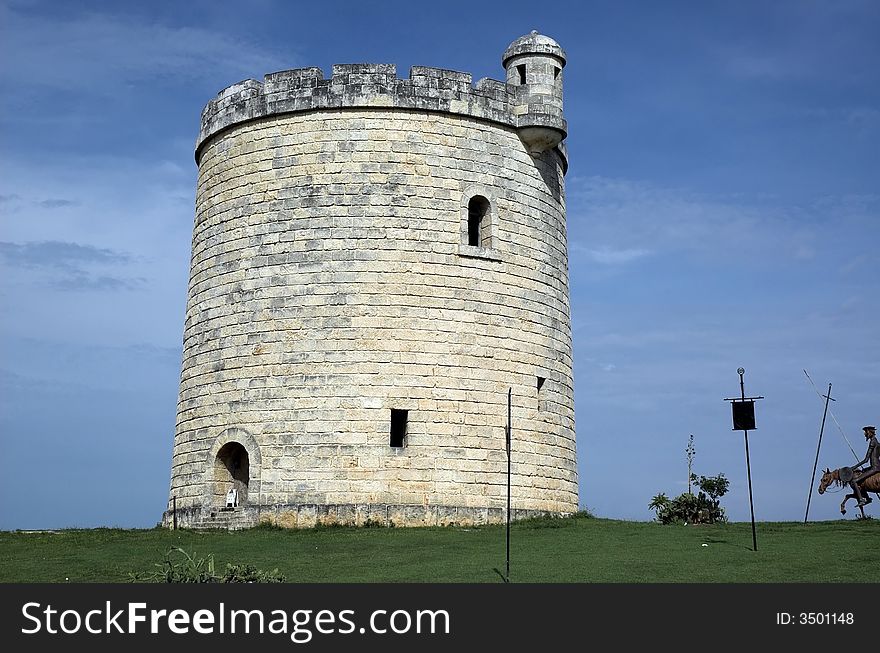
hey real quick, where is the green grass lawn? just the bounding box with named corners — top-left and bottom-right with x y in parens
top-left (1, 515), bottom-right (877, 583)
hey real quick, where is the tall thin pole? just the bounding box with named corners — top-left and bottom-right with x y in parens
top-left (506, 387), bottom-right (511, 583)
top-left (804, 383), bottom-right (833, 524)
top-left (740, 370), bottom-right (757, 552)
top-left (743, 432), bottom-right (757, 551)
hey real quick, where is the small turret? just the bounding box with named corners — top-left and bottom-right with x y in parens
top-left (502, 31), bottom-right (567, 155)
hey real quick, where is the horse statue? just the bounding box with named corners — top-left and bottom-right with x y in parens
top-left (818, 467), bottom-right (880, 518)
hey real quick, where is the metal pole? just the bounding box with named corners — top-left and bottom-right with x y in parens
top-left (743, 431), bottom-right (757, 551)
top-left (804, 383), bottom-right (832, 524)
top-left (740, 370), bottom-right (757, 552)
top-left (506, 387), bottom-right (511, 583)
top-left (172, 495), bottom-right (177, 531)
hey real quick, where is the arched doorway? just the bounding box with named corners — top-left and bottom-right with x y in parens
top-left (214, 442), bottom-right (250, 507)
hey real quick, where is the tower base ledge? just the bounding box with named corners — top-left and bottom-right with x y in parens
top-left (162, 503), bottom-right (575, 530)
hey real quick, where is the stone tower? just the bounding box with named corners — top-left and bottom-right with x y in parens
top-left (165, 32), bottom-right (577, 528)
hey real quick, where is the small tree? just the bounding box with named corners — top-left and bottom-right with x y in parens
top-left (695, 473), bottom-right (730, 523)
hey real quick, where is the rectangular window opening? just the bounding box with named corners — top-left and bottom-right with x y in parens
top-left (553, 66), bottom-right (560, 80)
top-left (537, 376), bottom-right (546, 412)
top-left (516, 64), bottom-right (526, 85)
top-left (390, 409), bottom-right (408, 448)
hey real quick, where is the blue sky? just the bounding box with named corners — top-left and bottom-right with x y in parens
top-left (1, 0), bottom-right (877, 528)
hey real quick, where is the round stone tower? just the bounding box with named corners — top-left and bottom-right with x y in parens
top-left (165, 32), bottom-right (577, 528)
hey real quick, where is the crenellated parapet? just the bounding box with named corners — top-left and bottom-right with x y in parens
top-left (196, 33), bottom-right (568, 166)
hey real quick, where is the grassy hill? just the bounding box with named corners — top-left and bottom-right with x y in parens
top-left (1, 515), bottom-right (877, 583)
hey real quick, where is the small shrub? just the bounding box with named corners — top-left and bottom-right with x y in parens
top-left (130, 547), bottom-right (216, 583)
top-left (132, 547), bottom-right (285, 583)
top-left (649, 474), bottom-right (729, 525)
top-left (222, 563), bottom-right (285, 583)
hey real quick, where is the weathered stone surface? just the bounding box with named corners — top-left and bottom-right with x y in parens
top-left (165, 33), bottom-right (577, 529)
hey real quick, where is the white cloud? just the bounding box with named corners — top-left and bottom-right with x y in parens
top-left (839, 253), bottom-right (869, 275)
top-left (569, 175), bottom-right (763, 257)
top-left (567, 175), bottom-right (878, 267)
top-left (722, 51), bottom-right (801, 81)
top-left (845, 107), bottom-right (880, 129)
top-left (0, 3), bottom-right (290, 92)
top-left (571, 244), bottom-right (651, 265)
top-left (711, 3), bottom-right (879, 85)
top-left (793, 245), bottom-right (816, 260)
top-left (0, 152), bottom-right (194, 346)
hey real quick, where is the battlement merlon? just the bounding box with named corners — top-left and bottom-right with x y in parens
top-left (195, 61), bottom-right (567, 170)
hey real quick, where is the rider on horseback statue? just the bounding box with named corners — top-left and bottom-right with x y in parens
top-left (851, 426), bottom-right (880, 508)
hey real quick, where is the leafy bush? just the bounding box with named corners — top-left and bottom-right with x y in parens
top-left (221, 563), bottom-right (285, 583)
top-left (132, 547), bottom-right (285, 583)
top-left (649, 474), bottom-right (729, 525)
